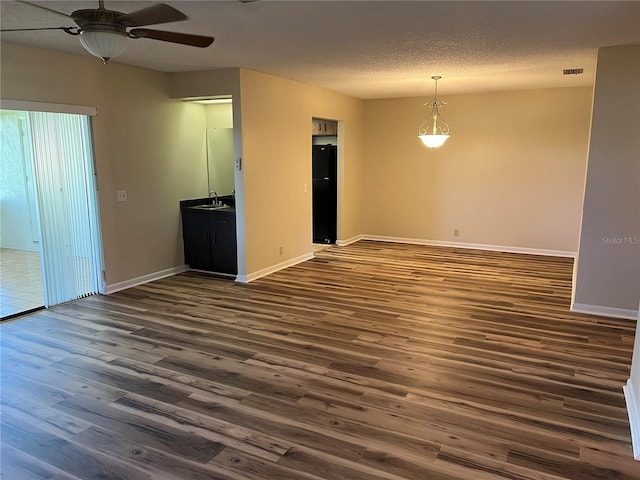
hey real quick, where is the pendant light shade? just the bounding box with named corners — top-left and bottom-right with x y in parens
top-left (79, 30), bottom-right (128, 63)
top-left (418, 76), bottom-right (451, 148)
top-left (418, 134), bottom-right (449, 148)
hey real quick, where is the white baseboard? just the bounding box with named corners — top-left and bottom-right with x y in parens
top-left (105, 264), bottom-right (189, 294)
top-left (236, 252), bottom-right (314, 283)
top-left (360, 235), bottom-right (575, 258)
top-left (624, 380), bottom-right (640, 461)
top-left (571, 303), bottom-right (638, 320)
top-left (336, 234), bottom-right (364, 247)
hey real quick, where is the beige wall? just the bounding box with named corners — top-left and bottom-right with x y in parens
top-left (169, 68), bottom-right (241, 100)
top-left (205, 103), bottom-right (233, 128)
top-left (239, 69), bottom-right (365, 276)
top-left (362, 87), bottom-right (592, 253)
top-left (169, 68), bottom-right (365, 279)
top-left (1, 43), bottom-right (207, 287)
top-left (574, 45), bottom-right (640, 314)
top-left (1, 42), bottom-right (604, 291)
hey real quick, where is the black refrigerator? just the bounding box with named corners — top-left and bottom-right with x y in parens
top-left (312, 144), bottom-right (337, 244)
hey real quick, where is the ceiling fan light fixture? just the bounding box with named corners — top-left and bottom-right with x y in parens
top-left (4, 2), bottom-right (215, 65)
top-left (417, 76), bottom-right (451, 149)
top-left (79, 30), bottom-right (128, 63)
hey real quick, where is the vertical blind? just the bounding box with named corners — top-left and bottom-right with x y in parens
top-left (27, 111), bottom-right (100, 307)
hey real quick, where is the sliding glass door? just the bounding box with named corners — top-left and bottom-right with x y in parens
top-left (0, 108), bottom-right (102, 318)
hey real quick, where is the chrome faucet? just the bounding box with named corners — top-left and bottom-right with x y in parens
top-left (209, 191), bottom-right (218, 205)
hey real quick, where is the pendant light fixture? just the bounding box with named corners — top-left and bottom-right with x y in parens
top-left (418, 76), bottom-right (451, 148)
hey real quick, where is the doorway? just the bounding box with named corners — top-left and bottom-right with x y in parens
top-left (0, 108), bottom-right (102, 319)
top-left (0, 110), bottom-right (44, 318)
top-left (311, 118), bottom-right (338, 245)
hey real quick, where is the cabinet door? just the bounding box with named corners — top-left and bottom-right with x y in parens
top-left (324, 121), bottom-right (337, 135)
top-left (182, 212), bottom-right (212, 270)
top-left (211, 216), bottom-right (237, 274)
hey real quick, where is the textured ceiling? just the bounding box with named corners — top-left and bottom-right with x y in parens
top-left (1, 1), bottom-right (639, 99)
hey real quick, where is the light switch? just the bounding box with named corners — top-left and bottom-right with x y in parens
top-left (117, 190), bottom-right (127, 202)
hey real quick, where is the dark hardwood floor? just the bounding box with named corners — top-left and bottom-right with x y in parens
top-left (1, 241), bottom-right (638, 479)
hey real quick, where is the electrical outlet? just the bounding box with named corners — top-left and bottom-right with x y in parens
top-left (117, 190), bottom-right (127, 202)
top-left (454, 229), bottom-right (460, 237)
top-left (303, 183), bottom-right (308, 193)
top-left (279, 246), bottom-right (284, 256)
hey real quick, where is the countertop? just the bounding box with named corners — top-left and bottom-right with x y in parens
top-left (180, 196), bottom-right (235, 214)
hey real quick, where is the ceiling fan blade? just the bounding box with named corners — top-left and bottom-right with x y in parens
top-left (0, 27), bottom-right (73, 32)
top-left (16, 1), bottom-right (72, 18)
top-left (129, 28), bottom-right (214, 48)
top-left (117, 4), bottom-right (187, 28)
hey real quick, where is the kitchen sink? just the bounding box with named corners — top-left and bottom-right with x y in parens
top-left (191, 204), bottom-right (230, 211)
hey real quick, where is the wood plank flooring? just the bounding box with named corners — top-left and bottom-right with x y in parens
top-left (1, 241), bottom-right (638, 479)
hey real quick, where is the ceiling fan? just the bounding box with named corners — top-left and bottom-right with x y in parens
top-left (1, 1), bottom-right (214, 63)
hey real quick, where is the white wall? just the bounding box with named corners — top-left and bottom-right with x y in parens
top-left (573, 45), bottom-right (640, 318)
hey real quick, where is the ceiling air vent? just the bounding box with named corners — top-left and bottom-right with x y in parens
top-left (563, 68), bottom-right (584, 75)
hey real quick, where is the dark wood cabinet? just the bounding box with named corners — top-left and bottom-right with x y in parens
top-left (182, 211), bottom-right (211, 269)
top-left (210, 215), bottom-right (237, 274)
top-left (181, 209), bottom-right (237, 275)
